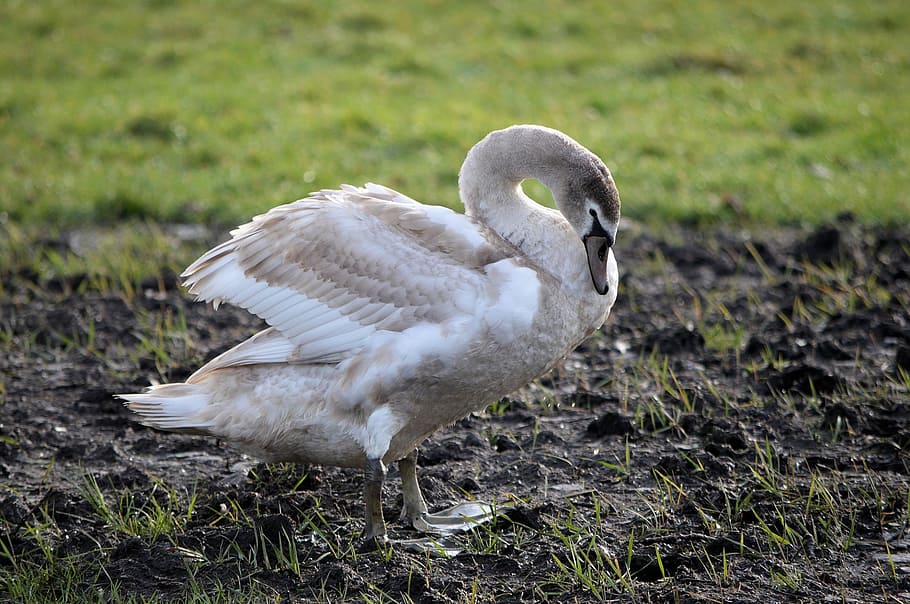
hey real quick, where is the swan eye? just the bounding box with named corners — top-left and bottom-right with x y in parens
top-left (589, 208), bottom-right (597, 218)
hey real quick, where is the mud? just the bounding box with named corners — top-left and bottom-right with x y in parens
top-left (1, 217), bottom-right (909, 602)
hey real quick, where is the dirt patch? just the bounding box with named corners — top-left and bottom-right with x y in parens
top-left (1, 218), bottom-right (909, 602)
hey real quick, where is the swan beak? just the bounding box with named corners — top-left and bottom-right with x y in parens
top-left (584, 235), bottom-right (611, 295)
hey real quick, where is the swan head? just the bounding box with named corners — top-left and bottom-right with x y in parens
top-left (554, 153), bottom-right (621, 296)
top-left (459, 124), bottom-right (621, 295)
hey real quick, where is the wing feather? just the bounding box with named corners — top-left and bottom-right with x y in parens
top-left (182, 184), bottom-right (510, 367)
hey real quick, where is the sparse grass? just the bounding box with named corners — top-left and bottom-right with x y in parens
top-left (80, 472), bottom-right (197, 540)
top-left (0, 471), bottom-right (363, 602)
top-left (0, 220), bottom-right (202, 301)
top-left (547, 496), bottom-right (635, 599)
top-left (128, 306), bottom-right (195, 379)
top-left (5, 236), bottom-right (907, 602)
top-left (3, 372), bottom-right (909, 602)
top-left (597, 436), bottom-right (633, 478)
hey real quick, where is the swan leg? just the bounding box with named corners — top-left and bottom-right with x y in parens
top-left (399, 448), bottom-right (429, 527)
top-left (363, 457), bottom-right (387, 540)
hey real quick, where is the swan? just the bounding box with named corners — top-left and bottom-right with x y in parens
top-left (120, 124), bottom-right (621, 539)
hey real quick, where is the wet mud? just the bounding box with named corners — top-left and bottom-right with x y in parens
top-left (1, 217), bottom-right (909, 602)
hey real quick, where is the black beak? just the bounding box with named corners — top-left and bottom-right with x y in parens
top-left (584, 235), bottom-right (611, 295)
top-left (584, 214), bottom-right (614, 295)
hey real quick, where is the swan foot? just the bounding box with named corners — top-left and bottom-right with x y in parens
top-left (412, 501), bottom-right (497, 535)
top-left (396, 448), bottom-right (497, 535)
top-left (394, 501), bottom-right (501, 557)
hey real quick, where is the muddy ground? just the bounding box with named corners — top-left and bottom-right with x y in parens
top-left (1, 217), bottom-right (909, 602)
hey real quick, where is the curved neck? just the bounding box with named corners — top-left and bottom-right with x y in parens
top-left (458, 125), bottom-right (576, 243)
top-left (457, 125), bottom-right (591, 286)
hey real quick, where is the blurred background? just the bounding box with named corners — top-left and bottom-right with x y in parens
top-left (1, 0), bottom-right (907, 227)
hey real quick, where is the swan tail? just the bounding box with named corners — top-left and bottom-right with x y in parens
top-left (118, 383), bottom-right (214, 433)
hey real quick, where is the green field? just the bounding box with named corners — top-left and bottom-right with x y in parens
top-left (3, 3), bottom-right (910, 602)
top-left (2, 0), bottom-right (908, 227)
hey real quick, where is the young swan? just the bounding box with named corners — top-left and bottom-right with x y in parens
top-left (120, 125), bottom-right (621, 540)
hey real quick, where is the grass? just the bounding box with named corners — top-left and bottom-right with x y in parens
top-left (79, 472), bottom-right (197, 540)
top-left (1, 0), bottom-right (908, 229)
top-left (2, 2), bottom-right (910, 602)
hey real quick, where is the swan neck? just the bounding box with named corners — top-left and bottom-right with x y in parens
top-left (458, 126), bottom-right (571, 231)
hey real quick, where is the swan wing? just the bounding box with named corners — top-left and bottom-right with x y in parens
top-left (181, 184), bottom-right (510, 368)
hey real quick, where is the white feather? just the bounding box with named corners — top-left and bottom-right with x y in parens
top-left (121, 384), bottom-right (212, 430)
